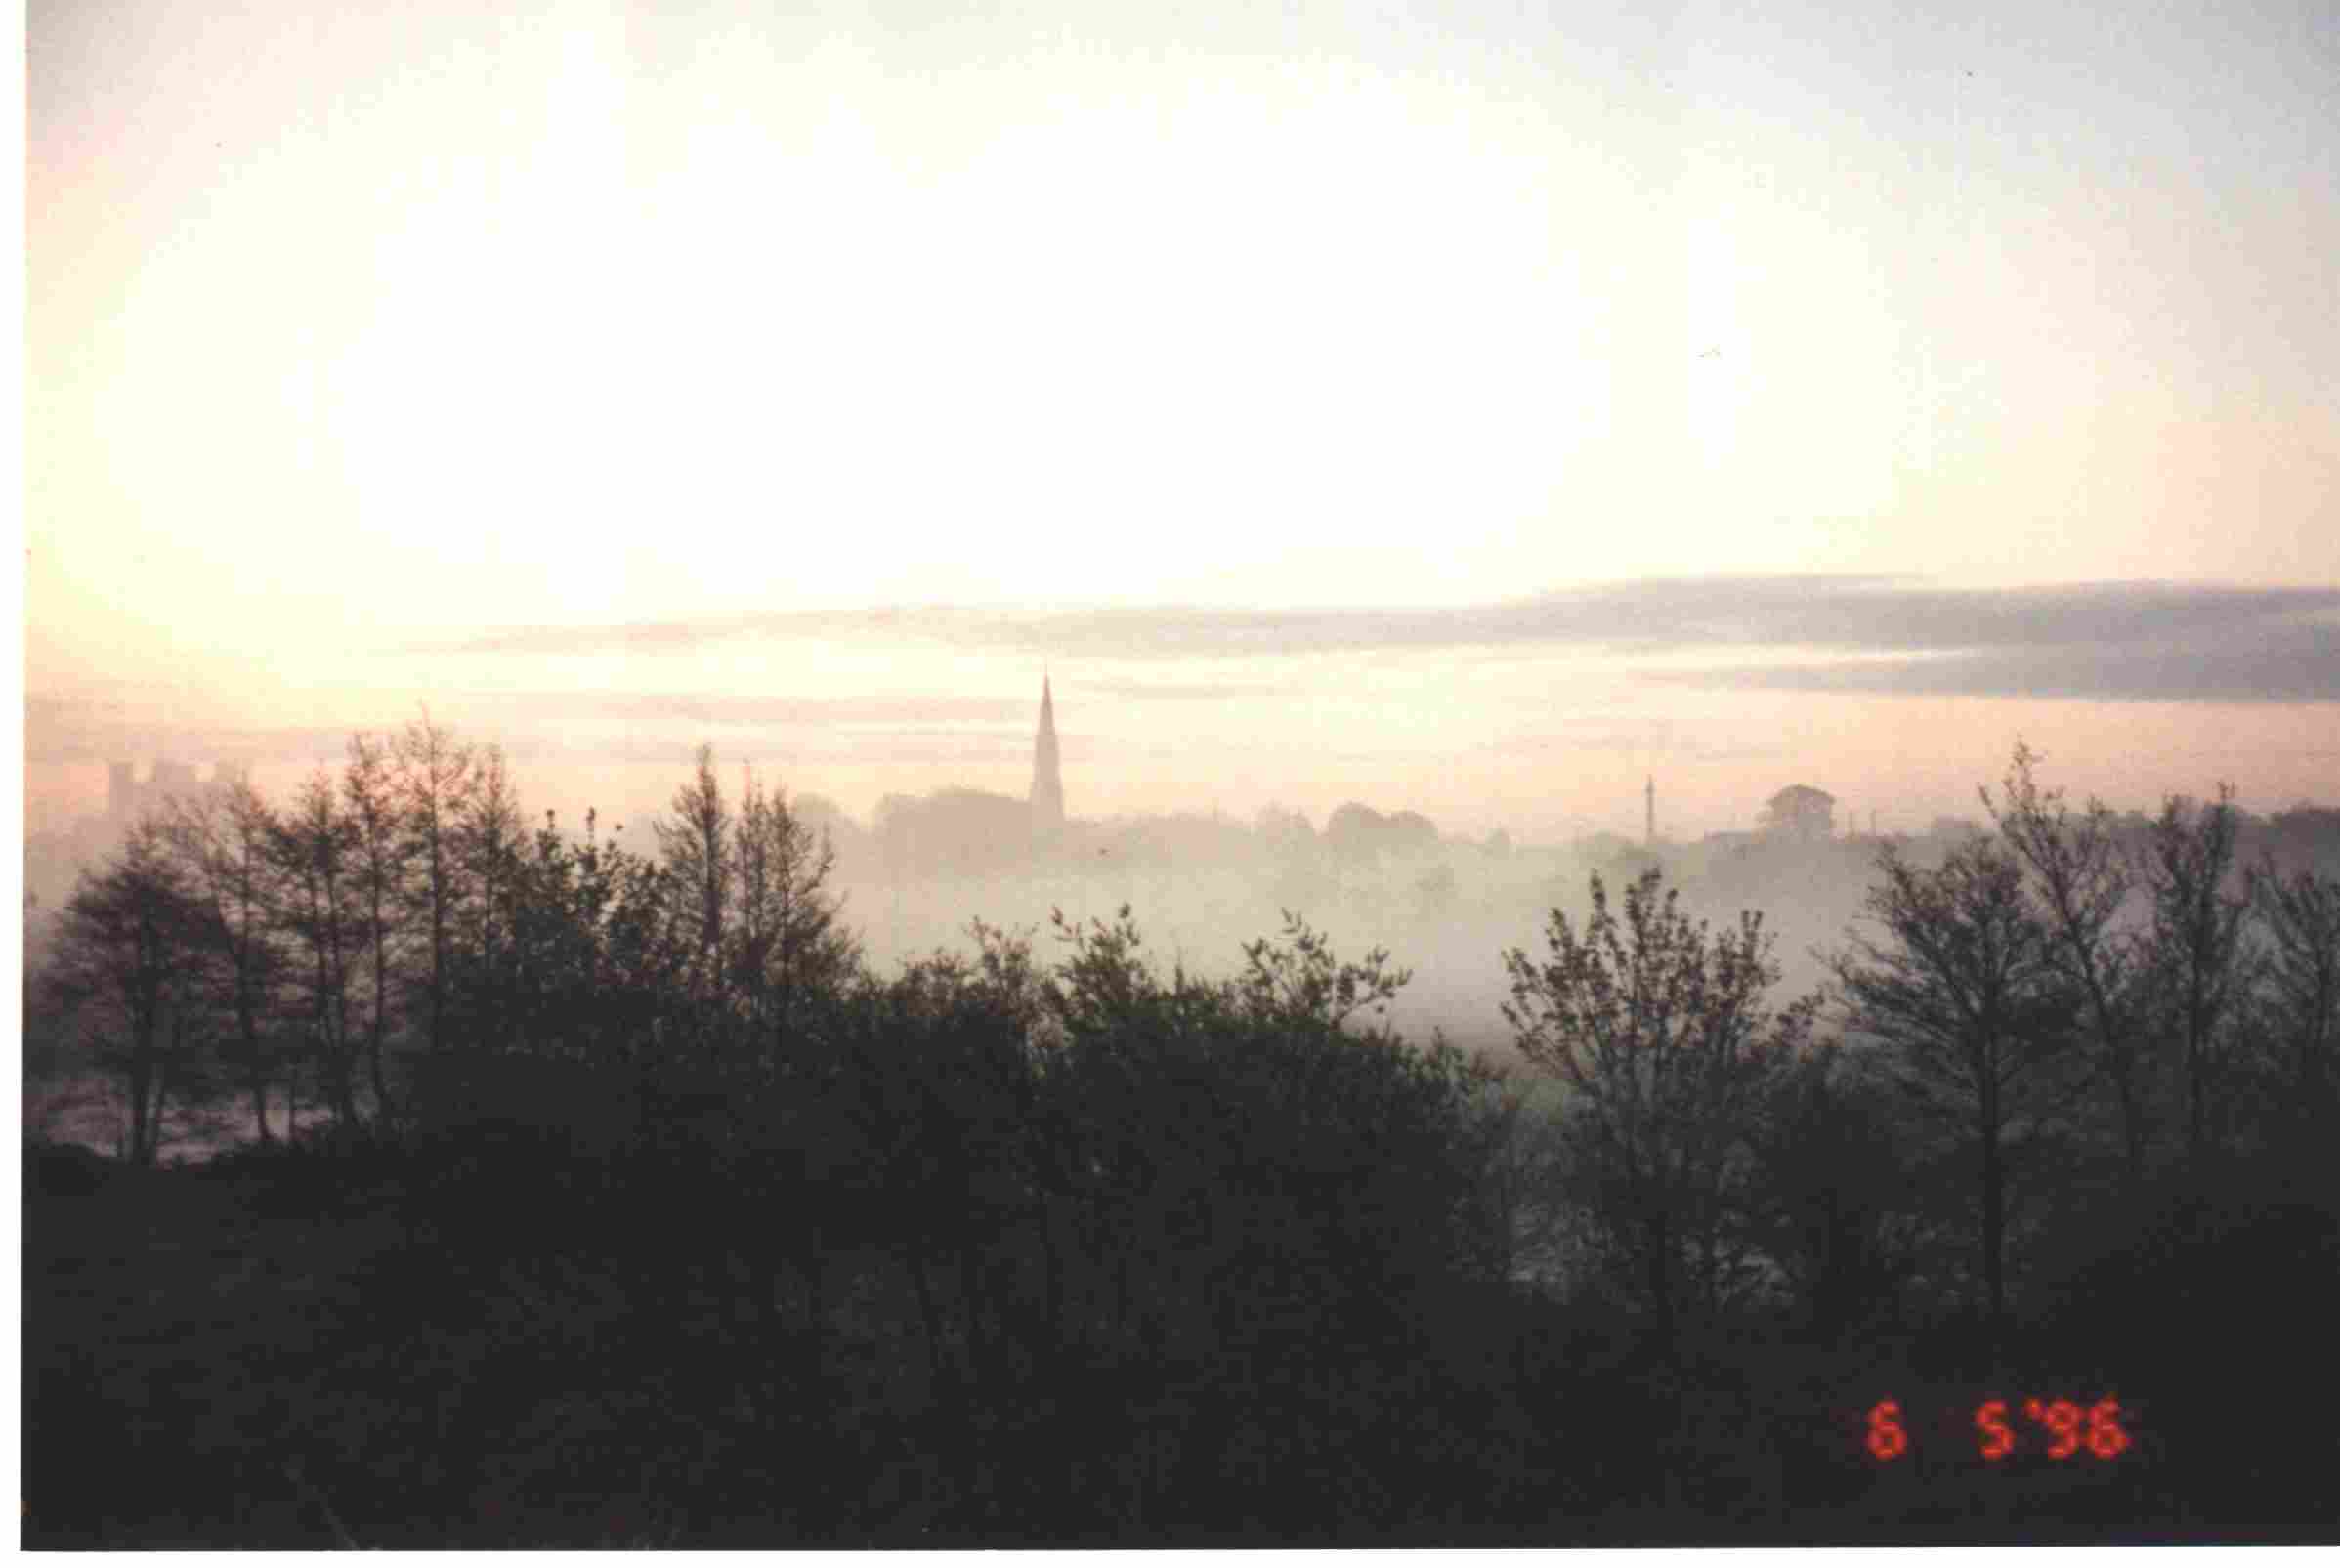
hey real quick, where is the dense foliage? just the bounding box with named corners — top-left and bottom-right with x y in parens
top-left (21, 734), bottom-right (2339, 1545)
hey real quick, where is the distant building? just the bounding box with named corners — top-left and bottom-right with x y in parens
top-left (1325, 802), bottom-right (1441, 864)
top-left (1030, 675), bottom-right (1065, 839)
top-left (876, 787), bottom-right (1034, 879)
top-left (874, 675), bottom-right (1070, 878)
top-left (105, 758), bottom-right (244, 826)
top-left (1760, 784), bottom-right (1838, 843)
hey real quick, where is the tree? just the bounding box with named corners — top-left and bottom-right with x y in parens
top-left (1502, 867), bottom-right (1815, 1350)
top-left (270, 768), bottom-right (365, 1130)
top-left (1457, 1075), bottom-right (1573, 1290)
top-left (2245, 858), bottom-right (2340, 1162)
top-left (731, 767), bottom-right (856, 1064)
top-left (452, 744), bottom-right (528, 1052)
top-left (41, 824), bottom-right (214, 1165)
top-left (1323, 802), bottom-right (1440, 865)
top-left (1984, 742), bottom-right (2150, 1188)
top-left (858, 902), bottom-right (1507, 1402)
top-left (1230, 908), bottom-right (1410, 1038)
top-left (1254, 804), bottom-right (1315, 857)
top-left (1323, 802), bottom-right (1390, 866)
top-left (163, 777), bottom-right (289, 1142)
top-left (2138, 786), bottom-right (2253, 1168)
top-left (1743, 1044), bottom-right (1924, 1345)
top-left (654, 744), bottom-right (731, 1008)
top-left (1384, 810), bottom-right (1440, 856)
top-left (342, 733), bottom-right (413, 1126)
top-left (1828, 837), bottom-right (2075, 1330)
top-left (392, 714), bottom-right (478, 1060)
top-left (834, 937), bottom-right (1049, 1411)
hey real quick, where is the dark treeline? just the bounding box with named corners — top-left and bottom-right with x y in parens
top-left (21, 725), bottom-right (2340, 1546)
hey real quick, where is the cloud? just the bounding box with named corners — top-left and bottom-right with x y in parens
top-left (491, 692), bottom-right (1039, 729)
top-left (408, 579), bottom-right (2340, 703)
top-left (519, 686), bottom-right (1295, 721)
top-left (1077, 677), bottom-right (1298, 702)
top-left (17, 695), bottom-right (1041, 769)
top-left (22, 695), bottom-right (362, 766)
top-left (413, 606), bottom-right (1011, 658)
top-left (1655, 618), bottom-right (2340, 704)
top-left (1008, 581), bottom-right (2340, 672)
top-left (1480, 729), bottom-right (1790, 764)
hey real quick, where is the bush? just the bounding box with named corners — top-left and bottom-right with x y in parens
top-left (26, 1138), bottom-right (115, 1198)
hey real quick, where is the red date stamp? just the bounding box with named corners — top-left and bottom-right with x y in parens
top-left (1865, 1396), bottom-right (2130, 1463)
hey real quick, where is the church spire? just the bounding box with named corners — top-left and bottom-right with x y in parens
top-left (1030, 674), bottom-right (1065, 838)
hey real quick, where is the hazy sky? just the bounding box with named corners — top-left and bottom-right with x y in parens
top-left (23, 0), bottom-right (2340, 841)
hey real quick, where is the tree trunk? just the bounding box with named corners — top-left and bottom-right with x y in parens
top-left (367, 914), bottom-right (396, 1131)
top-left (248, 1057), bottom-right (273, 1144)
top-left (958, 1244), bottom-right (992, 1393)
top-left (2120, 1074), bottom-right (2144, 1192)
top-left (1980, 1117), bottom-right (2006, 1333)
top-left (1646, 1206), bottom-right (1676, 1356)
top-left (802, 1251), bottom-right (829, 1372)
top-left (1037, 1202), bottom-right (1067, 1357)
top-left (126, 1052), bottom-right (155, 1167)
top-left (907, 1246), bottom-right (950, 1390)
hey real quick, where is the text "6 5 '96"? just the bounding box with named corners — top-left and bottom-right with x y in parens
top-left (1865, 1397), bottom-right (2131, 1462)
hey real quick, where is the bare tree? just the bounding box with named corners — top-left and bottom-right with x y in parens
top-left (733, 767), bottom-right (854, 1062)
top-left (456, 744), bottom-right (527, 1049)
top-left (1829, 837), bottom-right (2074, 1331)
top-left (42, 823), bottom-right (211, 1165)
top-left (2139, 785), bottom-right (2253, 1168)
top-left (1743, 1043), bottom-right (1925, 1344)
top-left (2246, 858), bottom-right (2340, 1159)
top-left (1503, 867), bottom-right (1815, 1349)
top-left (271, 768), bottom-right (364, 1130)
top-left (1984, 742), bottom-right (2150, 1187)
top-left (343, 733), bottom-right (411, 1126)
top-left (655, 744), bottom-right (731, 1007)
top-left (393, 713), bottom-right (478, 1058)
top-left (163, 777), bottom-right (287, 1143)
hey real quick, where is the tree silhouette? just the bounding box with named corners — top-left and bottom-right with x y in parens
top-left (451, 745), bottom-right (527, 1055)
top-left (269, 768), bottom-right (365, 1130)
top-left (1985, 742), bottom-right (2152, 1188)
top-left (392, 714), bottom-right (478, 1066)
top-left (341, 732), bottom-right (413, 1128)
top-left (1743, 1043), bottom-right (1923, 1344)
top-left (2246, 856), bottom-right (2340, 1164)
top-left (22, 720), bottom-right (2339, 1547)
top-left (1828, 837), bottom-right (2076, 1332)
top-left (732, 766), bottom-right (854, 1063)
top-left (1503, 866), bottom-right (1815, 1350)
top-left (163, 776), bottom-right (289, 1141)
top-left (42, 822), bottom-right (215, 1164)
top-left (2139, 785), bottom-right (2253, 1169)
top-left (654, 743), bottom-right (731, 1006)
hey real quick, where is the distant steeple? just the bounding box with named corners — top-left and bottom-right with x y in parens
top-left (1031, 674), bottom-right (1065, 837)
top-left (1645, 775), bottom-right (1655, 848)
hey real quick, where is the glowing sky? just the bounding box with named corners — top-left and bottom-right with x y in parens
top-left (23, 0), bottom-right (2340, 841)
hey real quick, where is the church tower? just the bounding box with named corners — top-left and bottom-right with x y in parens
top-left (1030, 675), bottom-right (1065, 838)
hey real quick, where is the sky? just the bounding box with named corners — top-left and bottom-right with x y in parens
top-left (21, 0), bottom-right (2340, 844)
